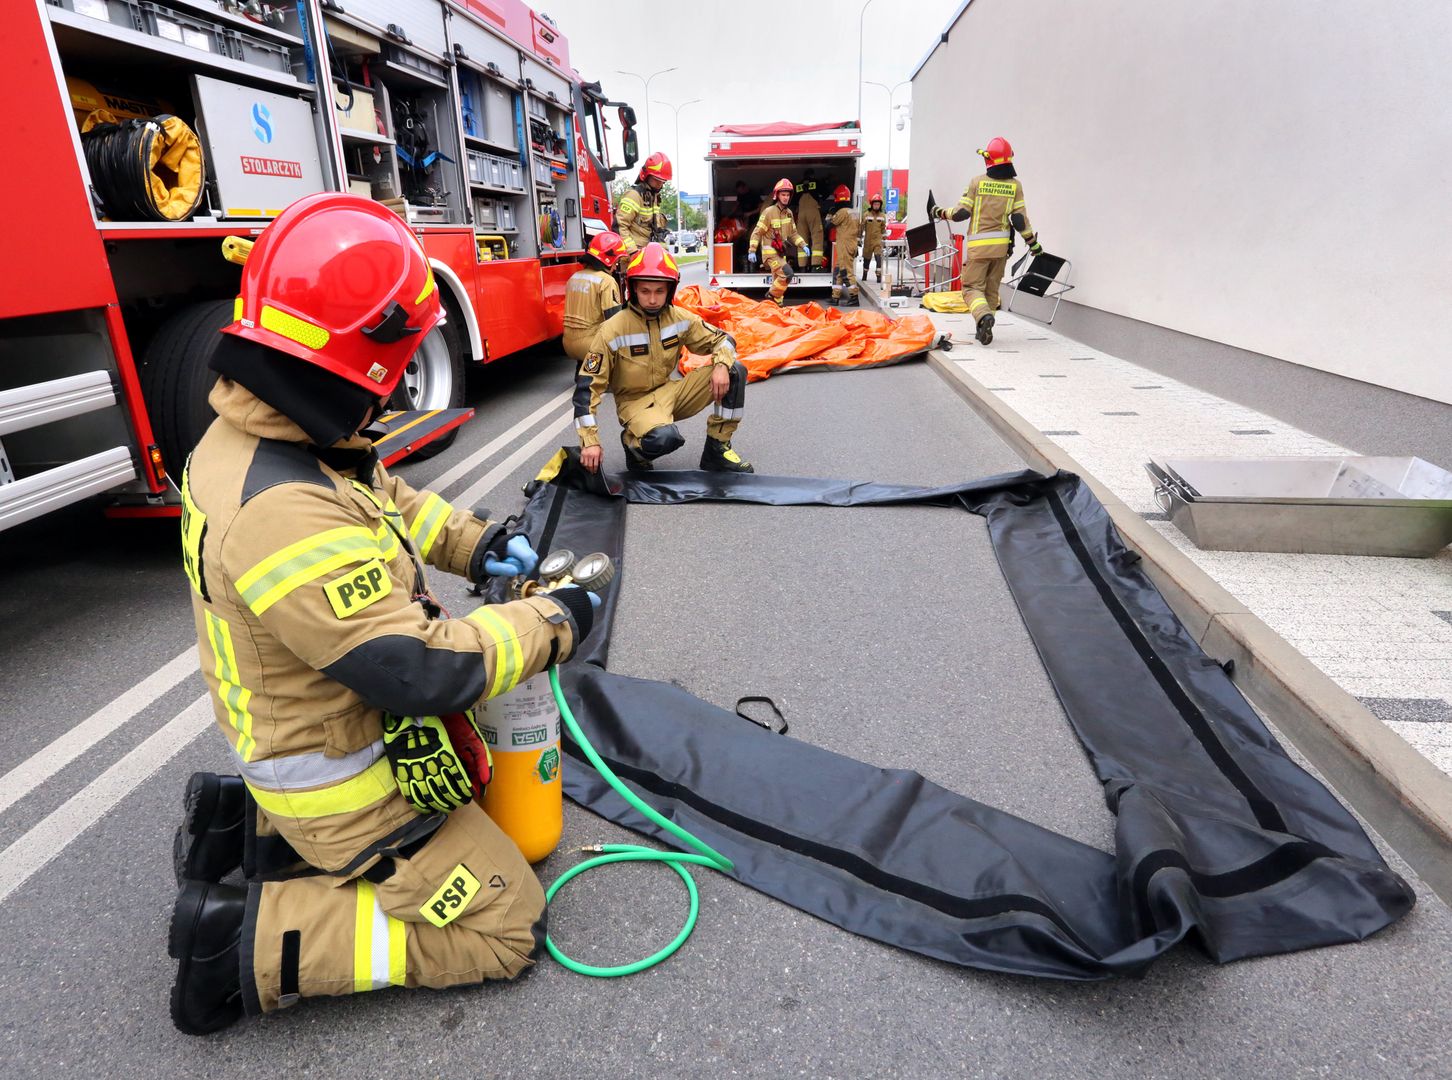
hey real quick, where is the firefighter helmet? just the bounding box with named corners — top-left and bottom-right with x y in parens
top-left (978, 137), bottom-right (1014, 166)
top-left (832, 184), bottom-right (852, 203)
top-left (586, 230), bottom-right (626, 271)
top-left (772, 177), bottom-right (794, 201)
top-left (220, 192), bottom-right (440, 399)
top-left (638, 152), bottom-right (673, 184)
top-left (622, 241), bottom-right (681, 310)
top-left (869, 192), bottom-right (884, 208)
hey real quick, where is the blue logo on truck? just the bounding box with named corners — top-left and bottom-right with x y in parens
top-left (251, 103), bottom-right (273, 144)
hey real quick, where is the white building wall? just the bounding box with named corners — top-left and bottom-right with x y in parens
top-left (910, 0), bottom-right (1452, 404)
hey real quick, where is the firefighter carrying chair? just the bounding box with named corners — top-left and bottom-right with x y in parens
top-left (1004, 251), bottom-right (1075, 324)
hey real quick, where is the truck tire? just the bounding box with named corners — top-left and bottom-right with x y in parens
top-left (137, 299), bottom-right (232, 478)
top-left (387, 306), bottom-right (465, 460)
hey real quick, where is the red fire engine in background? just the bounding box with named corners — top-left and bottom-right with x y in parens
top-left (3, 0), bottom-right (637, 531)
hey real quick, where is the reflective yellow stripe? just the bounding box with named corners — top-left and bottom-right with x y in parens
top-left (1012, 200), bottom-right (1025, 211)
top-left (237, 526), bottom-right (382, 614)
top-left (260, 305), bottom-right (330, 350)
top-left (414, 267), bottom-right (435, 307)
top-left (204, 611), bottom-right (255, 761)
top-left (969, 297), bottom-right (990, 311)
top-left (354, 880), bottom-right (375, 993)
top-left (467, 606), bottom-right (523, 697)
top-left (408, 492), bottom-right (453, 560)
top-left (966, 238), bottom-right (1009, 248)
top-left (388, 915), bottom-right (407, 986)
top-left (245, 756), bottom-right (394, 818)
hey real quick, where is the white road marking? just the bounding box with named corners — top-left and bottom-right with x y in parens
top-left (428, 389), bottom-right (573, 495)
top-left (452, 410), bottom-right (573, 509)
top-left (0, 693), bottom-right (213, 905)
top-left (0, 647), bottom-right (198, 817)
top-left (0, 410), bottom-right (573, 905)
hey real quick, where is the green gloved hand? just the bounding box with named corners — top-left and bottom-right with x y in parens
top-left (1030, 240), bottom-right (1044, 256)
top-left (382, 714), bottom-right (474, 814)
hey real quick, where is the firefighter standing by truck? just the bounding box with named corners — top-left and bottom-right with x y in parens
top-left (167, 193), bottom-right (600, 1035)
top-left (613, 151), bottom-right (673, 253)
top-left (933, 136), bottom-right (1041, 345)
top-left (748, 179), bottom-right (813, 306)
top-left (794, 168), bottom-right (825, 270)
top-left (562, 231), bottom-right (626, 361)
top-left (861, 193), bottom-right (889, 285)
top-left (826, 184), bottom-right (862, 306)
top-left (576, 242), bottom-right (753, 474)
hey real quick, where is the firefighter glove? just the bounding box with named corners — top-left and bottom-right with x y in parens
top-left (382, 714), bottom-right (475, 814)
top-left (747, 251), bottom-right (758, 266)
top-left (484, 534), bottom-right (539, 578)
top-left (1030, 240), bottom-right (1043, 256)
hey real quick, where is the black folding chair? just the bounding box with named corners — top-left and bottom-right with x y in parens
top-left (1004, 251), bottom-right (1074, 324)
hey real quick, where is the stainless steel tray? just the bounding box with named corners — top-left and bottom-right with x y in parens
top-left (1144, 456), bottom-right (1452, 557)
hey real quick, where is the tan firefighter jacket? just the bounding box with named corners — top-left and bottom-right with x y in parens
top-left (860, 208), bottom-right (888, 252)
top-left (749, 201), bottom-right (807, 258)
top-left (181, 379), bottom-right (582, 876)
top-left (573, 301), bottom-right (737, 449)
top-left (828, 207), bottom-right (860, 267)
top-left (954, 174), bottom-right (1036, 261)
top-left (613, 181), bottom-right (667, 253)
top-left (563, 267), bottom-right (622, 360)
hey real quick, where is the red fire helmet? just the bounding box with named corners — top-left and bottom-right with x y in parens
top-left (622, 242), bottom-right (681, 307)
top-left (638, 151), bottom-right (673, 183)
top-left (587, 230), bottom-right (626, 270)
top-left (978, 137), bottom-right (1014, 166)
top-left (832, 184), bottom-right (852, 202)
top-left (220, 192), bottom-right (440, 399)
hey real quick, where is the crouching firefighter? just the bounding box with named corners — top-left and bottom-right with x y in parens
top-left (576, 242), bottom-right (753, 474)
top-left (168, 192), bottom-right (599, 1035)
top-left (563, 231), bottom-right (626, 362)
top-left (748, 178), bottom-right (812, 307)
top-left (933, 136), bottom-right (1040, 345)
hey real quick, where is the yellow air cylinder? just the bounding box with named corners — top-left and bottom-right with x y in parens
top-left (477, 673), bottom-right (563, 862)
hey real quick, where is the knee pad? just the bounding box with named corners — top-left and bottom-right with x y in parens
top-left (638, 424), bottom-right (685, 458)
top-left (724, 362), bottom-right (747, 409)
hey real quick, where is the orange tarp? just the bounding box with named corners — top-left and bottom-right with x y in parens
top-left (674, 286), bottom-right (939, 382)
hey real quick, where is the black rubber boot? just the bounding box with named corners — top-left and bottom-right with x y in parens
top-left (700, 437), bottom-right (754, 474)
top-left (174, 772), bottom-right (246, 884)
top-left (620, 429), bottom-right (654, 472)
top-left (169, 881), bottom-right (248, 1035)
top-left (975, 312), bottom-right (995, 346)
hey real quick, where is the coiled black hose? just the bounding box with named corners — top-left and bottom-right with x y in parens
top-left (81, 114), bottom-right (205, 222)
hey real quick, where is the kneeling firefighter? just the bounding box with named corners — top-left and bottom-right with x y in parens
top-left (169, 192), bottom-right (599, 1035)
top-left (576, 242), bottom-right (753, 474)
top-left (562, 230), bottom-right (626, 362)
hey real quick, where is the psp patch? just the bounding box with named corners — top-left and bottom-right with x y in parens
top-left (323, 559), bottom-right (392, 618)
top-left (583, 352), bottom-right (602, 374)
top-left (420, 863), bottom-right (482, 928)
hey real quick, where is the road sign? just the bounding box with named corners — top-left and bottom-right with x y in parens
top-left (886, 188), bottom-right (900, 214)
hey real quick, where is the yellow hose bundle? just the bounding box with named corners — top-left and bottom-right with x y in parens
top-left (81, 109), bottom-right (205, 222)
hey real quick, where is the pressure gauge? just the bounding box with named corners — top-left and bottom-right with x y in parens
top-left (537, 548), bottom-right (576, 582)
top-left (570, 552), bottom-right (615, 592)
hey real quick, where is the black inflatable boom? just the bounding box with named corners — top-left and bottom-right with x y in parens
top-left (501, 454), bottom-right (1413, 980)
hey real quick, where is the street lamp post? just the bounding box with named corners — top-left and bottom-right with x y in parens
top-left (654, 97), bottom-right (702, 250)
top-left (856, 0), bottom-right (877, 130)
top-left (865, 79), bottom-right (909, 204)
top-left (615, 67), bottom-right (677, 156)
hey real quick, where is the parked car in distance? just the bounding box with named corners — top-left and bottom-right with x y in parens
top-left (671, 230), bottom-right (701, 253)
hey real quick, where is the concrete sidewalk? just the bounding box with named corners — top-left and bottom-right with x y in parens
top-left (898, 298), bottom-right (1452, 785)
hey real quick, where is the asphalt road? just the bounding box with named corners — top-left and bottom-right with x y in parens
top-left (1, 282), bottom-right (1450, 1078)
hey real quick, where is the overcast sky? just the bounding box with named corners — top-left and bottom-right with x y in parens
top-left (541, 0), bottom-right (963, 193)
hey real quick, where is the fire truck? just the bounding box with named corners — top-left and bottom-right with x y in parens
top-left (3, 0), bottom-right (637, 532)
top-left (704, 121), bottom-right (863, 294)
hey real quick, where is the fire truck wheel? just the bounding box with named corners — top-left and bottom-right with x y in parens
top-left (138, 299), bottom-right (233, 479)
top-left (388, 306), bottom-right (465, 459)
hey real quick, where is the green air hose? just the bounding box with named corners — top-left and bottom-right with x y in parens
top-left (543, 666), bottom-right (734, 977)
